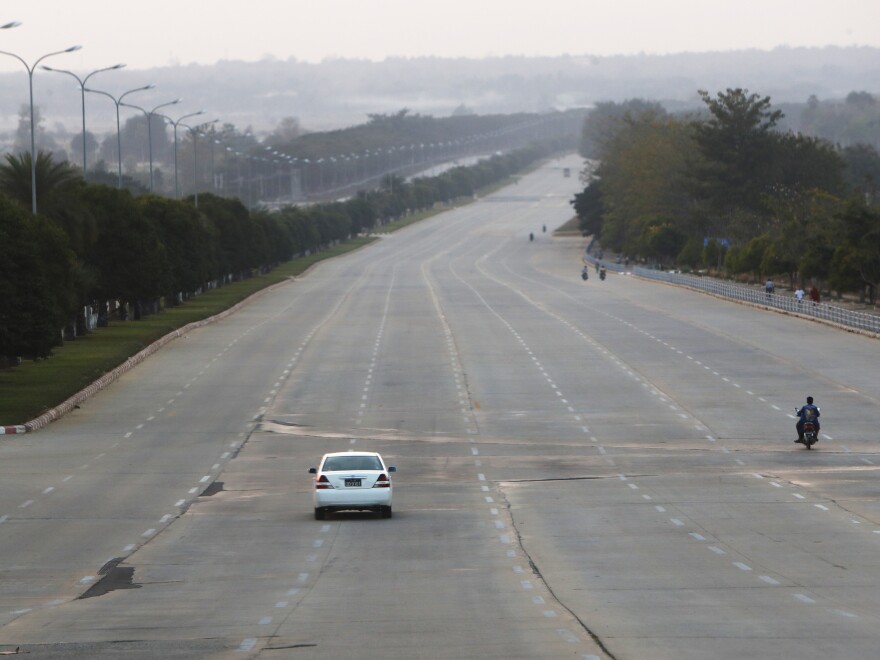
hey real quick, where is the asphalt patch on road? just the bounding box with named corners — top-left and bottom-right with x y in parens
top-left (79, 558), bottom-right (141, 599)
top-left (201, 481), bottom-right (224, 497)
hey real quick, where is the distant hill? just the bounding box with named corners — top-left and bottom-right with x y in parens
top-left (1, 46), bottom-right (878, 139)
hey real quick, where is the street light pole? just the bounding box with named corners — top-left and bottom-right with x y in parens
top-left (159, 110), bottom-right (204, 198)
top-left (85, 84), bottom-right (155, 188)
top-left (181, 118), bottom-right (217, 208)
top-left (0, 43), bottom-right (82, 214)
top-left (120, 98), bottom-right (181, 192)
top-left (41, 63), bottom-right (125, 179)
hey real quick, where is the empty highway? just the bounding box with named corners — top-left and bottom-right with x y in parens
top-left (1, 155), bottom-right (878, 659)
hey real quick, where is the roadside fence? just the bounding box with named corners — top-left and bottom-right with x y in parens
top-left (584, 253), bottom-right (880, 336)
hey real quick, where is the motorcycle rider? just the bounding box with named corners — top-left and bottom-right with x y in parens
top-left (581, 265), bottom-right (589, 281)
top-left (795, 396), bottom-right (820, 443)
top-left (599, 266), bottom-right (607, 280)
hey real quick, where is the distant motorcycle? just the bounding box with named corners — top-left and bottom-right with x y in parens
top-left (599, 268), bottom-right (606, 281)
top-left (529, 233), bottom-right (534, 242)
top-left (581, 269), bottom-right (589, 281)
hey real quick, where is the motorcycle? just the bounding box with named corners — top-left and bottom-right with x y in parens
top-left (796, 406), bottom-right (820, 449)
top-left (529, 233), bottom-right (534, 242)
top-left (581, 269), bottom-right (589, 281)
top-left (599, 268), bottom-right (606, 281)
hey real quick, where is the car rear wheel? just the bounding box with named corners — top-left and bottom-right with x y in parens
top-left (380, 506), bottom-right (392, 519)
top-left (314, 507), bottom-right (326, 520)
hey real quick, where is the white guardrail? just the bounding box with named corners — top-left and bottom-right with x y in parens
top-left (584, 253), bottom-right (880, 336)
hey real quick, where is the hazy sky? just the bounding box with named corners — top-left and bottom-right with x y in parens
top-left (1, 0), bottom-right (878, 73)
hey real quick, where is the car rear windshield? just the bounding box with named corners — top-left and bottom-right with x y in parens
top-left (323, 456), bottom-right (383, 471)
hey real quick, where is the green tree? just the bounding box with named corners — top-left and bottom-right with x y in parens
top-left (829, 201), bottom-right (880, 303)
top-left (691, 88), bottom-right (783, 216)
top-left (571, 182), bottom-right (604, 237)
top-left (0, 195), bottom-right (76, 359)
top-left (0, 151), bottom-right (81, 214)
top-left (593, 109), bottom-right (697, 253)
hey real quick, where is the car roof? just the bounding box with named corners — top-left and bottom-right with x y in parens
top-left (321, 451), bottom-right (382, 459)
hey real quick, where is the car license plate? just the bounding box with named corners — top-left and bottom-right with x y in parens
top-left (344, 478), bottom-right (362, 487)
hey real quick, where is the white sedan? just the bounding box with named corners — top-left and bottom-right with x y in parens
top-left (309, 451), bottom-right (396, 519)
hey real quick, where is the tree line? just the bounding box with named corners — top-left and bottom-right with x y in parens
top-left (1, 140), bottom-right (561, 364)
top-left (572, 89), bottom-right (880, 303)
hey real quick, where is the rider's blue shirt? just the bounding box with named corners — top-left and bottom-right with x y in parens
top-left (797, 404), bottom-right (820, 422)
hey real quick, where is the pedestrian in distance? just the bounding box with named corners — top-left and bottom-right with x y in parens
top-left (810, 285), bottom-right (820, 305)
top-left (794, 286), bottom-right (805, 307)
top-left (764, 278), bottom-right (775, 299)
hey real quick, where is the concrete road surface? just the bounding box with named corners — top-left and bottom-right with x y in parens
top-left (1, 155), bottom-right (878, 659)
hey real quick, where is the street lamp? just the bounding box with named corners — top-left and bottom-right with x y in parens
top-left (85, 83), bottom-right (155, 188)
top-left (180, 118), bottom-right (217, 207)
top-left (120, 98), bottom-right (181, 192)
top-left (41, 63), bottom-right (125, 179)
top-left (159, 110), bottom-right (204, 198)
top-left (0, 44), bottom-right (82, 214)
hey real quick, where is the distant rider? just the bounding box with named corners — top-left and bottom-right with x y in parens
top-left (795, 396), bottom-right (820, 443)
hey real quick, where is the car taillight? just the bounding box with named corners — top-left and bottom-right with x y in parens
top-left (373, 473), bottom-right (391, 488)
top-left (315, 475), bottom-right (334, 489)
